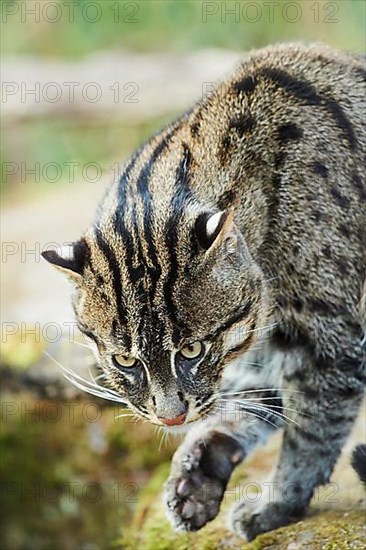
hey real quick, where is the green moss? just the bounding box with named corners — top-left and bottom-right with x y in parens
top-left (124, 508), bottom-right (366, 550)
top-left (122, 464), bottom-right (246, 550)
top-left (247, 511), bottom-right (366, 549)
top-left (0, 392), bottom-right (176, 549)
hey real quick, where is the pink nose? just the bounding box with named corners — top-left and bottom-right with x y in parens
top-left (158, 412), bottom-right (187, 426)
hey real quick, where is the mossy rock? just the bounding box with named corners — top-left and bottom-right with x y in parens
top-left (121, 465), bottom-right (366, 550)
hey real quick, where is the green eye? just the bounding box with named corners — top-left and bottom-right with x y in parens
top-left (179, 341), bottom-right (204, 360)
top-left (113, 355), bottom-right (138, 368)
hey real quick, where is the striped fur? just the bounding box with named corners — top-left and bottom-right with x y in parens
top-left (43, 43), bottom-right (366, 539)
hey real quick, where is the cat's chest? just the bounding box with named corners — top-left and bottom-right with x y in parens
top-left (220, 341), bottom-right (287, 395)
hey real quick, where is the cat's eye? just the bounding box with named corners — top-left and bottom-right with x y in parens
top-left (113, 354), bottom-right (138, 368)
top-left (179, 341), bottom-right (204, 360)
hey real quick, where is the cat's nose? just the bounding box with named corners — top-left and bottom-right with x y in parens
top-left (158, 412), bottom-right (187, 426)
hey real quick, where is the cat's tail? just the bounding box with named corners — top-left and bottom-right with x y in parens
top-left (351, 444), bottom-right (366, 484)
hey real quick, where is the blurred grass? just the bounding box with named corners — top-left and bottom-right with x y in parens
top-left (1, 114), bottom-right (176, 202)
top-left (0, 392), bottom-right (176, 549)
top-left (2, 0), bottom-right (366, 58)
top-left (1, 0), bottom-right (365, 201)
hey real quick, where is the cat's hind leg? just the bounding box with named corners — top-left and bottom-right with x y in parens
top-left (231, 347), bottom-right (364, 540)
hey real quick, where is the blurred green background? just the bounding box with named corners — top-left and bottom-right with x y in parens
top-left (1, 1), bottom-right (365, 549)
top-left (1, 0), bottom-right (365, 201)
top-left (3, 0), bottom-right (365, 58)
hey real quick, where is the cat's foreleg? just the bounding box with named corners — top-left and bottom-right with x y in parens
top-left (231, 348), bottom-right (364, 540)
top-left (164, 384), bottom-right (284, 532)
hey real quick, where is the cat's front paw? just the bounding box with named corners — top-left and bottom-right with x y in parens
top-left (164, 446), bottom-right (225, 532)
top-left (231, 500), bottom-right (305, 541)
top-left (165, 431), bottom-right (243, 532)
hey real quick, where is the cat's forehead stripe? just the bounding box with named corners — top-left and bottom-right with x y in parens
top-left (163, 143), bottom-right (194, 344)
top-left (94, 226), bottom-right (132, 348)
top-left (93, 125), bottom-right (197, 349)
top-left (136, 133), bottom-right (173, 305)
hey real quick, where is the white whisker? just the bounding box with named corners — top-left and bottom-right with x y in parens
top-left (94, 373), bottom-right (107, 381)
top-left (246, 321), bottom-right (280, 335)
top-left (157, 426), bottom-right (165, 451)
top-left (263, 276), bottom-right (279, 284)
top-left (115, 412), bottom-right (135, 419)
top-left (217, 388), bottom-right (305, 397)
top-left (240, 361), bottom-right (266, 368)
top-left (218, 398), bottom-right (302, 426)
top-left (217, 404), bottom-right (279, 430)
top-left (217, 394), bottom-right (309, 418)
top-left (43, 350), bottom-right (127, 405)
top-left (69, 339), bottom-right (95, 350)
top-left (233, 401), bottom-right (300, 426)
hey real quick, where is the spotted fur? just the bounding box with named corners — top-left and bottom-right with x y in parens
top-left (43, 43), bottom-right (366, 540)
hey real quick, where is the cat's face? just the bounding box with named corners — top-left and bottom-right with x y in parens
top-left (43, 207), bottom-right (269, 429)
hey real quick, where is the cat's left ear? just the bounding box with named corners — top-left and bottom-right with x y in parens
top-left (41, 239), bottom-right (89, 281)
top-left (195, 210), bottom-right (237, 253)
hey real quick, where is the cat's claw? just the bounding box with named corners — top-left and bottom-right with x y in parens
top-left (164, 432), bottom-right (244, 532)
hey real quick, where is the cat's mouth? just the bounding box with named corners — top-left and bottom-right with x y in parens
top-left (158, 417), bottom-right (204, 434)
top-left (155, 403), bottom-right (220, 434)
top-left (154, 401), bottom-right (218, 430)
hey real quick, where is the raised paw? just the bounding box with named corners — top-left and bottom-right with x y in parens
top-left (165, 431), bottom-right (243, 532)
top-left (231, 500), bottom-right (306, 541)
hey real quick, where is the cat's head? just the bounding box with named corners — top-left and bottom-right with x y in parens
top-left (43, 157), bottom-right (270, 429)
top-left (43, 210), bottom-right (269, 429)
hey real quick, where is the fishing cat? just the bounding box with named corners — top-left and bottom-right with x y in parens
top-left (42, 43), bottom-right (366, 540)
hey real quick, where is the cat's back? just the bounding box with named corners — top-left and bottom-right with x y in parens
top-left (220, 43), bottom-right (366, 359)
top-left (189, 42), bottom-right (366, 356)
top-left (192, 42), bottom-right (366, 284)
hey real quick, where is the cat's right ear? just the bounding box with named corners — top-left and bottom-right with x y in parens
top-left (41, 239), bottom-right (89, 281)
top-left (195, 210), bottom-right (236, 253)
